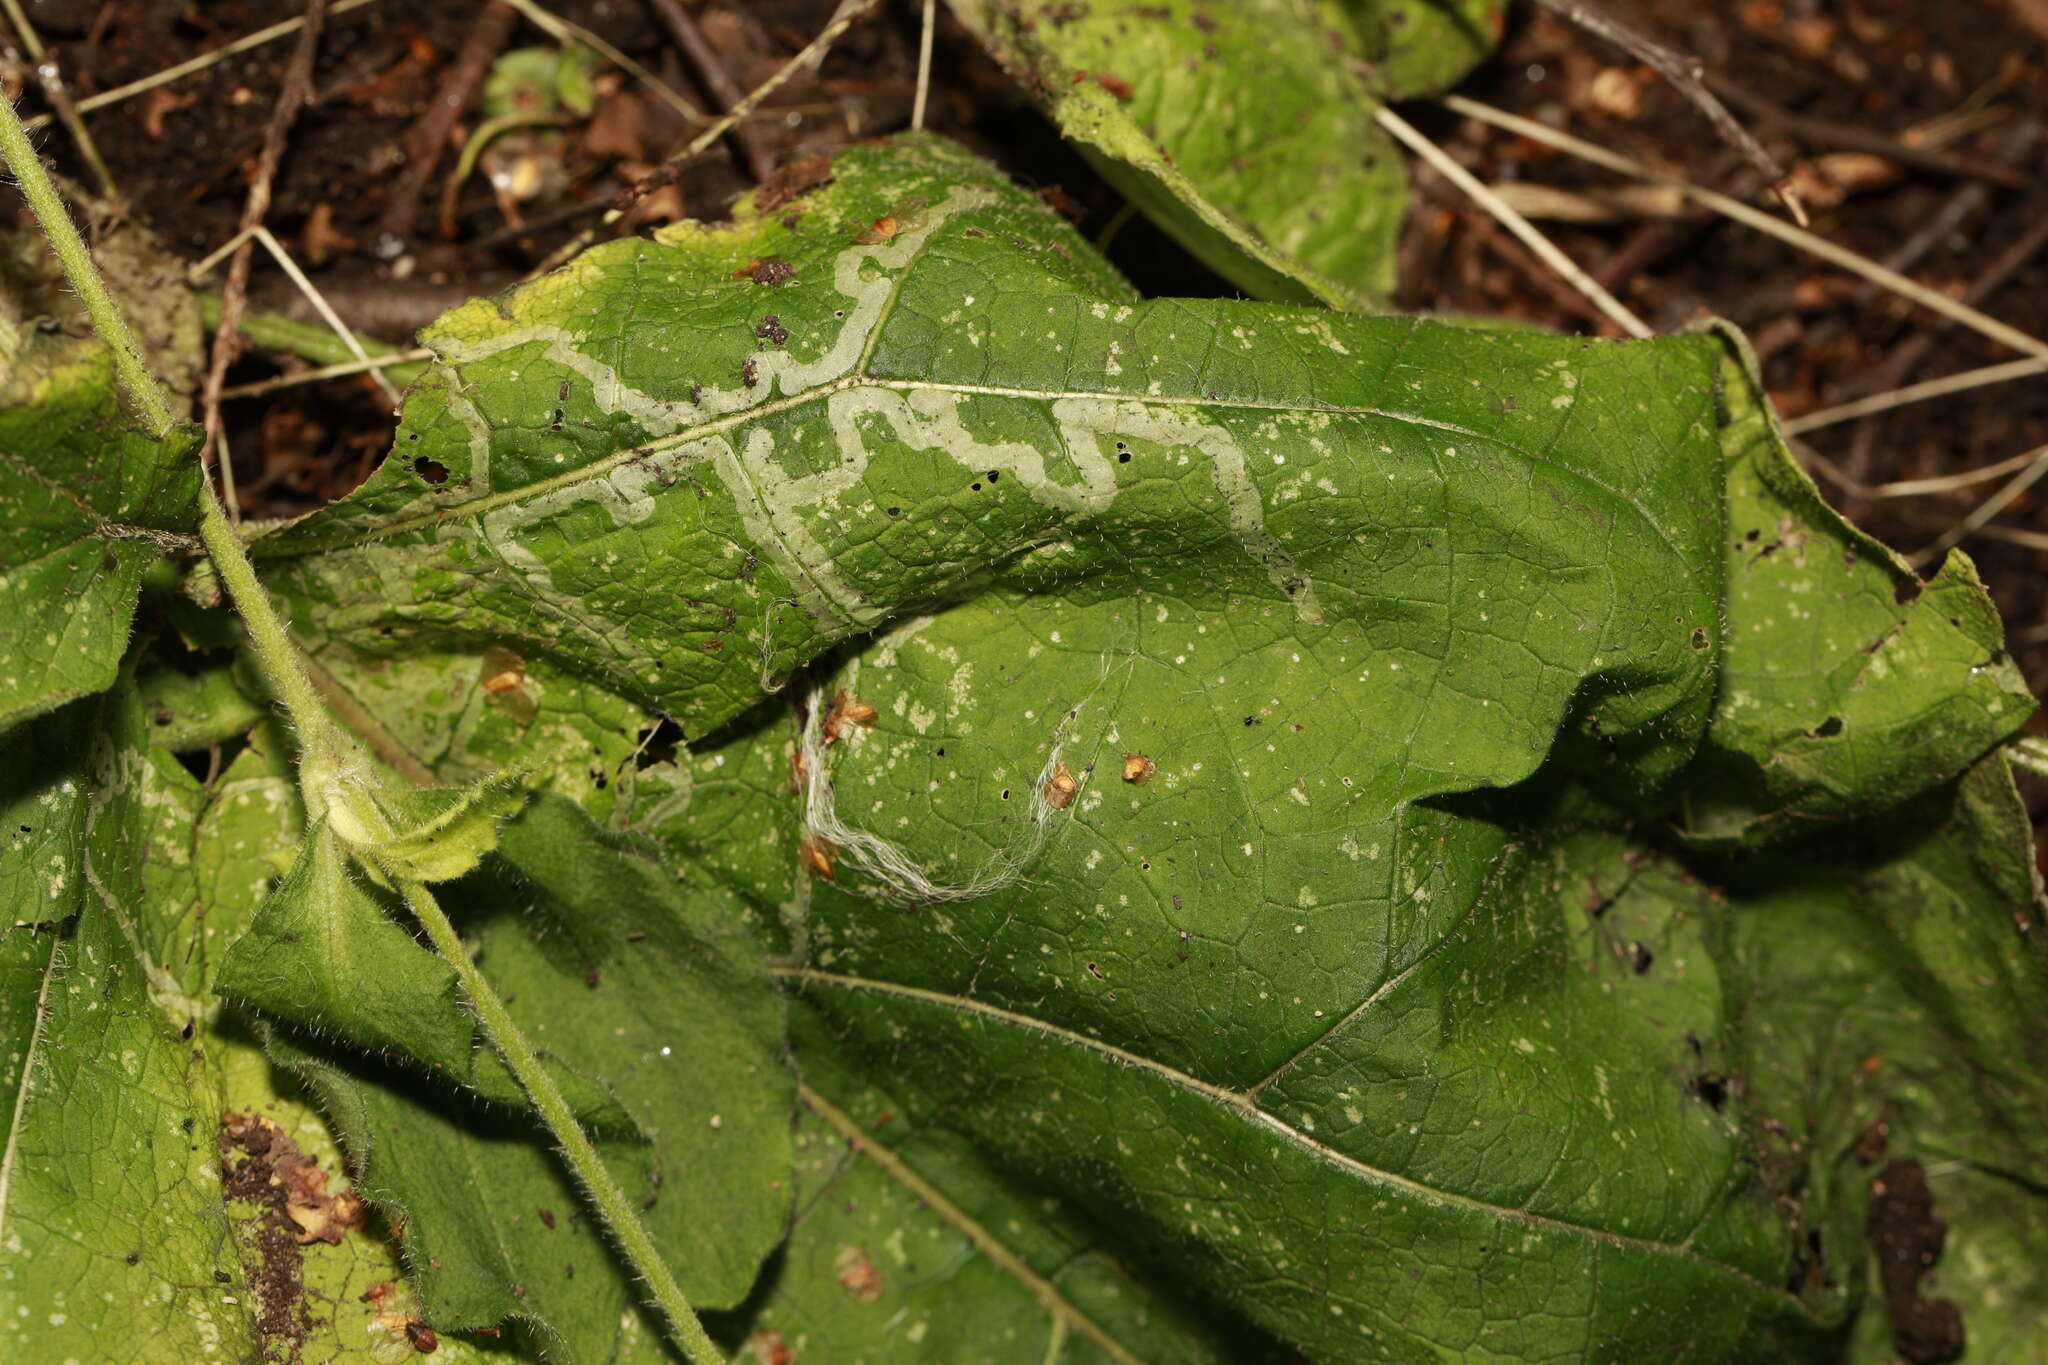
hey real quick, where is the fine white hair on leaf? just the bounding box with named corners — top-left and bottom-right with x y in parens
top-left (797, 682), bottom-right (1078, 904)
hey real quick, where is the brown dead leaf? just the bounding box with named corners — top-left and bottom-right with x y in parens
top-left (139, 88), bottom-right (196, 139)
top-left (583, 90), bottom-right (650, 163)
top-left (757, 152), bottom-right (835, 212)
top-left (300, 202), bottom-right (356, 267)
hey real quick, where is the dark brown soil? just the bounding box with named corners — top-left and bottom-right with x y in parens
top-left (13, 0), bottom-right (2048, 843)
top-left (1867, 1158), bottom-right (1966, 1363)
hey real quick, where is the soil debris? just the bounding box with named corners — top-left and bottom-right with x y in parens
top-left (219, 1111), bottom-right (367, 1361)
top-left (1867, 1159), bottom-right (1965, 1363)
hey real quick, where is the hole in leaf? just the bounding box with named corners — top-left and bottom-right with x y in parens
top-left (413, 456), bottom-right (449, 485)
top-left (1894, 578), bottom-right (1921, 605)
top-left (633, 718), bottom-right (685, 769)
top-left (1813, 716), bottom-right (1844, 738)
top-left (1689, 1073), bottom-right (1729, 1111)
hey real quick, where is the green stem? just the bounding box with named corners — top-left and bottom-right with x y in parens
top-left (193, 498), bottom-right (323, 729)
top-left (0, 95), bottom-right (174, 434)
top-left (395, 877), bottom-right (724, 1365)
top-left (194, 490), bottom-right (352, 794)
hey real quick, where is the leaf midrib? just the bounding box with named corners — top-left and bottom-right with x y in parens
top-left (796, 1079), bottom-right (1148, 1365)
top-left (779, 965), bottom-right (1818, 1317)
top-left (254, 368), bottom-right (1686, 576)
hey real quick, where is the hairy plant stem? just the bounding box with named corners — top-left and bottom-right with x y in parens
top-left (0, 96), bottom-right (174, 433)
top-left (395, 877), bottom-right (724, 1364)
top-left (1, 91), bottom-right (719, 1365)
top-left (193, 493), bottom-right (354, 801)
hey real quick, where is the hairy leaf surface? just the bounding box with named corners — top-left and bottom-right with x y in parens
top-left (0, 340), bottom-right (199, 732)
top-left (740, 1016), bottom-right (1284, 1364)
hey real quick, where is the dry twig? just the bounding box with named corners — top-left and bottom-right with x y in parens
top-left (1375, 104), bottom-right (1650, 337)
top-left (220, 348), bottom-right (432, 402)
top-left (535, 0), bottom-right (880, 275)
top-left (1527, 0), bottom-right (1804, 223)
top-left (1787, 358), bottom-right (2048, 437)
top-left (1913, 442), bottom-right (2048, 568)
top-left (198, 0), bottom-right (329, 519)
top-left (1704, 74), bottom-right (2027, 188)
top-left (913, 0), bottom-right (937, 132)
top-left (1801, 442), bottom-right (2048, 500)
top-left (372, 1), bottom-right (518, 259)
top-left (643, 0), bottom-right (777, 181)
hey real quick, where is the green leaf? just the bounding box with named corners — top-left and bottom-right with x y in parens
top-left (1718, 758), bottom-right (2048, 1356)
top-left (261, 134), bottom-right (1726, 792)
top-left (216, 819), bottom-right (634, 1128)
top-left (224, 136), bottom-right (2040, 1360)
top-left (345, 774), bottom-right (528, 883)
top-left (782, 581), bottom-right (1840, 1357)
top-left (1681, 331), bottom-right (2033, 841)
top-left (1338, 0), bottom-right (1507, 96)
top-left (0, 702), bottom-right (260, 1361)
top-left (261, 796), bottom-right (795, 1360)
top-left (0, 342), bottom-right (201, 732)
top-left (0, 224), bottom-right (204, 733)
top-left (944, 0), bottom-right (1503, 305)
top-left (134, 656), bottom-right (267, 752)
top-left (179, 737), bottom-right (483, 1363)
top-left (270, 1028), bottom-right (677, 1364)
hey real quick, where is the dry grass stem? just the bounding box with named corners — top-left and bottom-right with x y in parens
top-left (1912, 442), bottom-right (2048, 567)
top-left (1443, 93), bottom-right (2048, 363)
top-left (220, 348), bottom-right (434, 401)
top-left (913, 0), bottom-right (937, 131)
top-left (1375, 104), bottom-right (1651, 337)
top-left (1785, 358), bottom-right (2048, 436)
